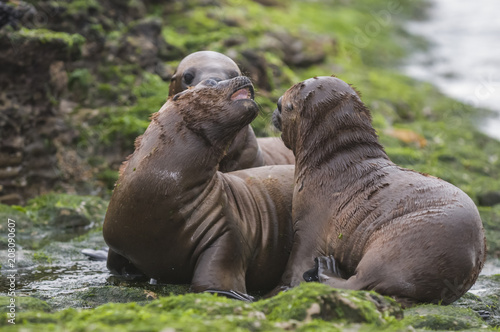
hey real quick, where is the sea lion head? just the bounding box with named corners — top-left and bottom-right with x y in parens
top-left (272, 76), bottom-right (371, 154)
top-left (172, 76), bottom-right (258, 152)
top-left (169, 51), bottom-right (241, 96)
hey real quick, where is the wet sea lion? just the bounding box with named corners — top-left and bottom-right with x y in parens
top-left (103, 76), bottom-right (294, 299)
top-left (271, 76), bottom-right (486, 306)
top-left (169, 50), bottom-right (294, 172)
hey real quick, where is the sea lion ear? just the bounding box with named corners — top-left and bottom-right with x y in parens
top-left (168, 74), bottom-right (178, 96)
top-left (172, 90), bottom-right (185, 101)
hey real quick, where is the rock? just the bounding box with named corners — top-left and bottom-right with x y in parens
top-left (0, 27), bottom-right (85, 202)
top-left (0, 193), bottom-right (23, 205)
top-left (0, 1), bottom-right (35, 30)
top-left (77, 286), bottom-right (159, 308)
top-left (238, 50), bottom-right (273, 92)
top-left (479, 206), bottom-right (500, 258)
top-left (263, 30), bottom-right (328, 68)
top-left (255, 283), bottom-right (403, 324)
top-left (402, 304), bottom-right (487, 330)
top-left (0, 296), bottom-right (51, 313)
top-left (478, 191), bottom-right (500, 207)
top-left (3, 283), bottom-right (403, 330)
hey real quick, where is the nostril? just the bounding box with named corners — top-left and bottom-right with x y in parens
top-left (202, 79), bottom-right (218, 87)
top-left (208, 77), bottom-right (223, 82)
top-left (277, 96), bottom-right (283, 113)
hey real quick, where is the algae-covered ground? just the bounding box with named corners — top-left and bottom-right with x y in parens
top-left (1, 0), bottom-right (500, 330)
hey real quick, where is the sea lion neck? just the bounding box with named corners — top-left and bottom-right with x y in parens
top-left (219, 126), bottom-right (264, 172)
top-left (293, 93), bottom-right (390, 182)
top-left (121, 103), bottom-right (222, 196)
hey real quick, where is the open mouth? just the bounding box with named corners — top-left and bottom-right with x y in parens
top-left (230, 84), bottom-right (254, 101)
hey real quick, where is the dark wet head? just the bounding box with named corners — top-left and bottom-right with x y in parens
top-left (272, 76), bottom-right (371, 153)
top-left (169, 51), bottom-right (241, 96)
top-left (171, 76), bottom-right (258, 148)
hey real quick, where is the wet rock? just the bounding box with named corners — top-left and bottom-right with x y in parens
top-left (117, 17), bottom-right (180, 69)
top-left (454, 291), bottom-right (500, 328)
top-left (0, 193), bottom-right (23, 205)
top-left (3, 283), bottom-right (403, 330)
top-left (255, 283), bottom-right (403, 324)
top-left (263, 30), bottom-right (328, 68)
top-left (0, 296), bottom-right (51, 313)
top-left (238, 50), bottom-right (273, 92)
top-left (479, 206), bottom-right (500, 258)
top-left (0, 27), bottom-right (85, 202)
top-left (478, 191), bottom-right (500, 207)
top-left (402, 304), bottom-right (487, 330)
top-left (0, 1), bottom-right (35, 30)
top-left (77, 286), bottom-right (159, 308)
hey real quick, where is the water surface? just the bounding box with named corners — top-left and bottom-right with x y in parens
top-left (405, 0), bottom-right (500, 139)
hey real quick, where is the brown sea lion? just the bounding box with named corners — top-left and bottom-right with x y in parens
top-left (169, 50), bottom-right (294, 172)
top-left (271, 76), bottom-right (486, 306)
top-left (103, 77), bottom-right (294, 299)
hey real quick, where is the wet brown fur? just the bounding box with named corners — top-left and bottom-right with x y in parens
top-left (272, 76), bottom-right (486, 306)
top-left (104, 77), bottom-right (294, 297)
top-left (169, 51), bottom-right (294, 172)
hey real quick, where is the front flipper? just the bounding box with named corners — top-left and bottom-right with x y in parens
top-left (204, 289), bottom-right (254, 302)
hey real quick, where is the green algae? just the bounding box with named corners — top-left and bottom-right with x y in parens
top-left (0, 193), bottom-right (107, 250)
top-left (22, 193), bottom-right (107, 227)
top-left (0, 283), bottom-right (403, 331)
top-left (0, 296), bottom-right (51, 313)
top-left (479, 206), bottom-right (500, 257)
top-left (402, 304), bottom-right (488, 330)
top-left (12, 28), bottom-right (85, 48)
top-left (32, 252), bottom-right (53, 264)
top-left (1, 0), bottom-right (500, 331)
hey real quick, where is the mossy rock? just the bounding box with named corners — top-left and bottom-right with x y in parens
top-left (402, 304), bottom-right (487, 330)
top-left (0, 27), bottom-right (85, 69)
top-left (255, 283), bottom-right (403, 324)
top-left (77, 286), bottom-right (159, 308)
top-left (0, 296), bottom-right (51, 313)
top-left (0, 193), bottom-right (108, 250)
top-left (453, 291), bottom-right (500, 328)
top-left (1, 283), bottom-right (403, 331)
top-left (479, 206), bottom-right (500, 258)
top-left (23, 193), bottom-right (108, 228)
top-left (0, 204), bottom-right (34, 243)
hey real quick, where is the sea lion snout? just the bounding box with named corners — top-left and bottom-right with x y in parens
top-left (272, 97), bottom-right (283, 131)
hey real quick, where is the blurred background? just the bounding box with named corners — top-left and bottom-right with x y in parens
top-left (1, 0), bottom-right (499, 252)
top-left (0, 0), bottom-right (500, 321)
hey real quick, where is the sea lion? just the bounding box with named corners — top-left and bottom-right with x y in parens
top-left (271, 76), bottom-right (486, 306)
top-left (103, 77), bottom-right (294, 299)
top-left (168, 50), bottom-right (294, 172)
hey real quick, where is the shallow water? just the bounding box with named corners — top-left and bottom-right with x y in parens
top-left (405, 0), bottom-right (500, 139)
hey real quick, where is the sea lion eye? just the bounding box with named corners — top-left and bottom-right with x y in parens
top-left (183, 72), bottom-right (195, 85)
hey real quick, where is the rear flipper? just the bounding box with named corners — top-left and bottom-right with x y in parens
top-left (204, 289), bottom-right (254, 302)
top-left (303, 255), bottom-right (344, 283)
top-left (106, 248), bottom-right (148, 281)
top-left (81, 247), bottom-right (109, 261)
